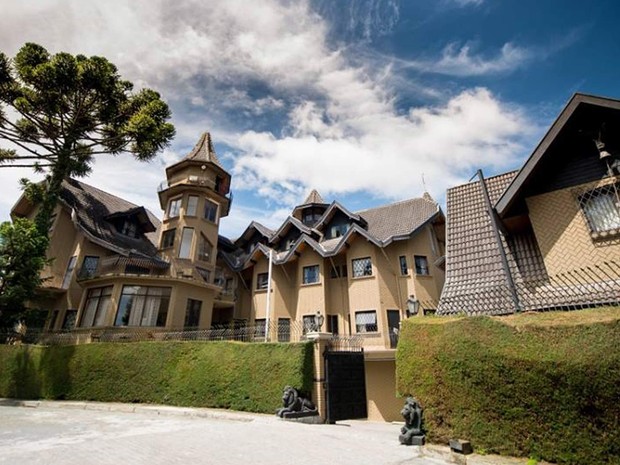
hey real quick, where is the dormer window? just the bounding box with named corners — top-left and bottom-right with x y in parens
top-left (121, 220), bottom-right (138, 238)
top-left (330, 223), bottom-right (349, 238)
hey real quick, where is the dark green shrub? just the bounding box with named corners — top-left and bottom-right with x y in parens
top-left (0, 341), bottom-right (313, 414)
top-left (396, 310), bottom-right (620, 465)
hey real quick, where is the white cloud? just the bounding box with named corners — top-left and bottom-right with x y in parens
top-left (233, 88), bottom-right (529, 206)
top-left (0, 0), bottom-right (533, 236)
top-left (405, 42), bottom-right (531, 77)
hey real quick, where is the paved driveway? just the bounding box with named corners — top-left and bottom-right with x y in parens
top-left (0, 401), bottom-right (451, 465)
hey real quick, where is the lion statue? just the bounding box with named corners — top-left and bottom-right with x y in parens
top-left (276, 386), bottom-right (317, 418)
top-left (399, 396), bottom-right (425, 445)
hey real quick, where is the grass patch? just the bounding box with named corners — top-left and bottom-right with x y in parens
top-left (0, 341), bottom-right (313, 414)
top-left (397, 307), bottom-right (620, 465)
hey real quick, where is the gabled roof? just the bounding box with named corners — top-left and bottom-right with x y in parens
top-left (496, 93), bottom-right (620, 217)
top-left (234, 194), bottom-right (443, 269)
top-left (270, 215), bottom-right (317, 242)
top-left (58, 178), bottom-right (161, 258)
top-left (235, 221), bottom-right (274, 246)
top-left (312, 201), bottom-right (365, 231)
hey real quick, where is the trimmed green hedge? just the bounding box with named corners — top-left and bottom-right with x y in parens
top-left (396, 311), bottom-right (620, 465)
top-left (0, 341), bottom-right (313, 413)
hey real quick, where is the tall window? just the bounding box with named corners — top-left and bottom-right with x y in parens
top-left (352, 257), bottom-right (373, 277)
top-left (161, 229), bottom-right (175, 249)
top-left (204, 199), bottom-right (218, 223)
top-left (399, 255), bottom-right (408, 275)
top-left (254, 318), bottom-right (266, 339)
top-left (256, 272), bottom-right (269, 290)
top-left (355, 310), bottom-right (378, 333)
top-left (303, 265), bottom-right (319, 284)
top-left (81, 286), bottom-right (113, 327)
top-left (178, 227), bottom-right (194, 259)
top-left (278, 318), bottom-right (291, 342)
top-left (115, 286), bottom-right (171, 327)
top-left (198, 233), bottom-right (213, 262)
top-left (186, 195), bottom-right (198, 216)
top-left (167, 197), bottom-right (182, 218)
top-left (414, 255), bottom-right (429, 275)
top-left (80, 256), bottom-right (99, 279)
top-left (61, 256), bottom-right (77, 289)
top-left (327, 315), bottom-right (339, 335)
top-left (184, 299), bottom-right (202, 328)
top-left (578, 183), bottom-right (620, 234)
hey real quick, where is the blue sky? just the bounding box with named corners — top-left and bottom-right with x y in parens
top-left (1, 0), bottom-right (619, 237)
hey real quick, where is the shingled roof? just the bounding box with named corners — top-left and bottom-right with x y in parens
top-left (303, 189), bottom-right (325, 205)
top-left (357, 196), bottom-right (441, 243)
top-left (59, 178), bottom-right (161, 258)
top-left (235, 194), bottom-right (443, 268)
top-left (182, 132), bottom-right (223, 168)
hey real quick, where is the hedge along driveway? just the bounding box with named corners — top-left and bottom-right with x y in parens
top-left (0, 341), bottom-right (314, 414)
top-left (396, 308), bottom-right (620, 465)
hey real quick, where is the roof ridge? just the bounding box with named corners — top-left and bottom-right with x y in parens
top-left (447, 169), bottom-right (519, 192)
top-left (64, 178), bottom-right (140, 209)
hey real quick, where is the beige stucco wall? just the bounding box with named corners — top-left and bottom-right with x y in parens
top-left (526, 179), bottom-right (620, 276)
top-left (295, 250), bottom-right (325, 320)
top-left (365, 360), bottom-right (403, 422)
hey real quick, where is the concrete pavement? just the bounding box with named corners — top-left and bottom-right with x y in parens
top-left (0, 400), bottom-right (548, 465)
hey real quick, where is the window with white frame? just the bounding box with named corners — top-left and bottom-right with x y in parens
top-left (178, 227), bottom-right (194, 259)
top-left (303, 265), bottom-right (319, 284)
top-left (204, 199), bottom-right (218, 223)
top-left (355, 310), bottom-right (378, 333)
top-left (352, 257), bottom-right (373, 277)
top-left (414, 255), bottom-right (429, 275)
top-left (577, 182), bottom-right (620, 235)
top-left (167, 197), bottom-right (182, 218)
top-left (115, 285), bottom-right (171, 327)
top-left (186, 195), bottom-right (199, 216)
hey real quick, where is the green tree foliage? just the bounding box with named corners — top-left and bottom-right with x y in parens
top-left (0, 218), bottom-right (48, 327)
top-left (0, 42), bottom-right (175, 234)
top-left (0, 43), bottom-right (174, 318)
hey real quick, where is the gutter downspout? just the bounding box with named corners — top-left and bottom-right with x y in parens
top-left (477, 170), bottom-right (520, 313)
top-left (265, 248), bottom-right (274, 342)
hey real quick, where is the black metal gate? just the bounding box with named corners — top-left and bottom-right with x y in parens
top-left (324, 350), bottom-right (367, 423)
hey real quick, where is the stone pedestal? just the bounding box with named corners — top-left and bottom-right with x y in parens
top-left (305, 332), bottom-right (332, 421)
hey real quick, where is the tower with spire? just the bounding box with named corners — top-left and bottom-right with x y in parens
top-left (157, 132), bottom-right (232, 282)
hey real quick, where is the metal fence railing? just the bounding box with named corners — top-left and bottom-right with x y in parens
top-left (0, 320), bottom-right (312, 346)
top-left (438, 260), bottom-right (620, 316)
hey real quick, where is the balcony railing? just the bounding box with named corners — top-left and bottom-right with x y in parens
top-left (77, 256), bottom-right (169, 281)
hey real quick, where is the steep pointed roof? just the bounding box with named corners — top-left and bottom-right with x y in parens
top-left (303, 189), bottom-right (325, 205)
top-left (184, 132), bottom-right (223, 168)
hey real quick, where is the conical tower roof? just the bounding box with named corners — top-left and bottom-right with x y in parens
top-left (303, 189), bottom-right (325, 205)
top-left (183, 132), bottom-right (223, 168)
